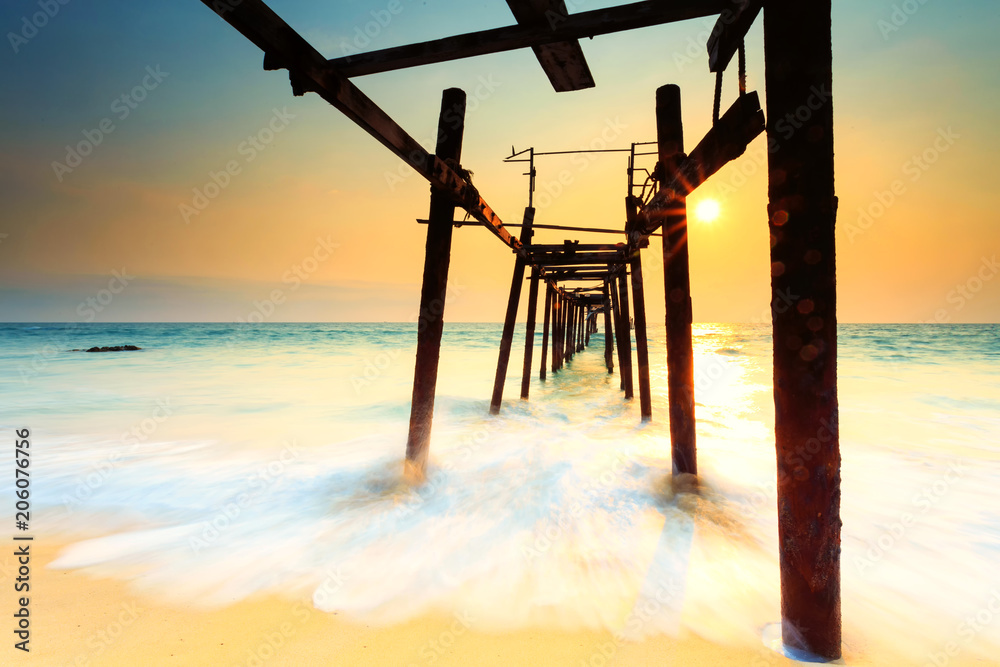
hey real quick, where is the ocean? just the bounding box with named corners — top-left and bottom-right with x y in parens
top-left (2, 322), bottom-right (999, 663)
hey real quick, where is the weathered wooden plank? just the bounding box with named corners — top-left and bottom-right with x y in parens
top-left (707, 0), bottom-right (763, 73)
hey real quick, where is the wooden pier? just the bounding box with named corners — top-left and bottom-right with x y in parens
top-left (197, 0), bottom-right (841, 659)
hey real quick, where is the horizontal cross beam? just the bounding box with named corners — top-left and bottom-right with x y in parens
top-left (424, 220), bottom-right (663, 237)
top-left (532, 252), bottom-right (627, 266)
top-left (528, 243), bottom-right (624, 252)
top-left (545, 275), bottom-right (612, 282)
top-left (329, 0), bottom-right (730, 78)
top-left (707, 0), bottom-right (763, 73)
top-left (505, 0), bottom-right (594, 92)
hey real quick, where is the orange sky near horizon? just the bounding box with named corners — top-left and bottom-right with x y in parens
top-left (1, 0), bottom-right (998, 323)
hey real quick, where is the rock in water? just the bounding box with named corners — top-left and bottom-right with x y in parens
top-left (71, 345), bottom-right (143, 352)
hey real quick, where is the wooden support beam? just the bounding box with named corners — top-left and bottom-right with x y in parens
top-left (505, 0), bottom-right (594, 92)
top-left (629, 252), bottom-right (653, 421)
top-left (540, 265), bottom-right (615, 275)
top-left (632, 91), bottom-right (765, 242)
top-left (529, 243), bottom-right (624, 252)
top-left (490, 207), bottom-right (535, 414)
top-left (521, 266), bottom-right (541, 399)
top-left (329, 0), bottom-right (729, 79)
top-left (578, 306), bottom-right (585, 352)
top-left (584, 308), bottom-right (590, 347)
top-left (764, 1), bottom-right (841, 659)
top-left (708, 0), bottom-right (763, 73)
top-left (540, 283), bottom-right (552, 381)
top-left (533, 253), bottom-right (628, 266)
top-left (198, 0), bottom-right (520, 253)
top-left (616, 273), bottom-right (634, 398)
top-left (405, 88), bottom-right (466, 481)
top-left (656, 84), bottom-right (697, 475)
top-left (512, 223), bottom-right (662, 237)
top-left (603, 281), bottom-right (614, 374)
top-left (542, 275), bottom-right (612, 282)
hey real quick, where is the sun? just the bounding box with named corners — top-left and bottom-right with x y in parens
top-left (694, 199), bottom-right (721, 223)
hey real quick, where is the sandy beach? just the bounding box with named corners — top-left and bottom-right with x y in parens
top-left (2, 540), bottom-right (988, 667)
top-left (4, 542), bottom-right (795, 666)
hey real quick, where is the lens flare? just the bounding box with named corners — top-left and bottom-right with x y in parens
top-left (694, 199), bottom-right (721, 223)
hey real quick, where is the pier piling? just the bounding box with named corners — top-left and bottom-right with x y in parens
top-left (603, 281), bottom-right (614, 373)
top-left (616, 273), bottom-right (634, 399)
top-left (656, 84), bottom-right (697, 474)
top-left (521, 266), bottom-right (540, 399)
top-left (405, 87), bottom-right (466, 479)
top-left (540, 282), bottom-right (552, 381)
top-left (629, 252), bottom-right (653, 421)
top-left (490, 207), bottom-right (534, 414)
top-left (763, 0), bottom-right (841, 658)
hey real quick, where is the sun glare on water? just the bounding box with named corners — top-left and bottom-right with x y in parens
top-left (694, 199), bottom-right (721, 223)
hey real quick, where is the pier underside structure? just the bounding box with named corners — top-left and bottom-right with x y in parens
top-left (196, 0), bottom-right (841, 659)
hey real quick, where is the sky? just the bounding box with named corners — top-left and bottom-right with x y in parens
top-left (0, 0), bottom-right (998, 323)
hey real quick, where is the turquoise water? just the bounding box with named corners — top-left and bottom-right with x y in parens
top-left (1, 322), bottom-right (999, 662)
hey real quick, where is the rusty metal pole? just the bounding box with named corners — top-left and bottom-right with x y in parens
top-left (629, 252), bottom-right (652, 421)
top-left (406, 87), bottom-right (466, 480)
top-left (490, 208), bottom-right (534, 414)
top-left (617, 272), bottom-right (634, 399)
top-left (603, 281), bottom-right (614, 373)
top-left (520, 266), bottom-right (540, 399)
top-left (540, 283), bottom-right (552, 381)
top-left (656, 84), bottom-right (697, 474)
top-left (764, 0), bottom-right (841, 659)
